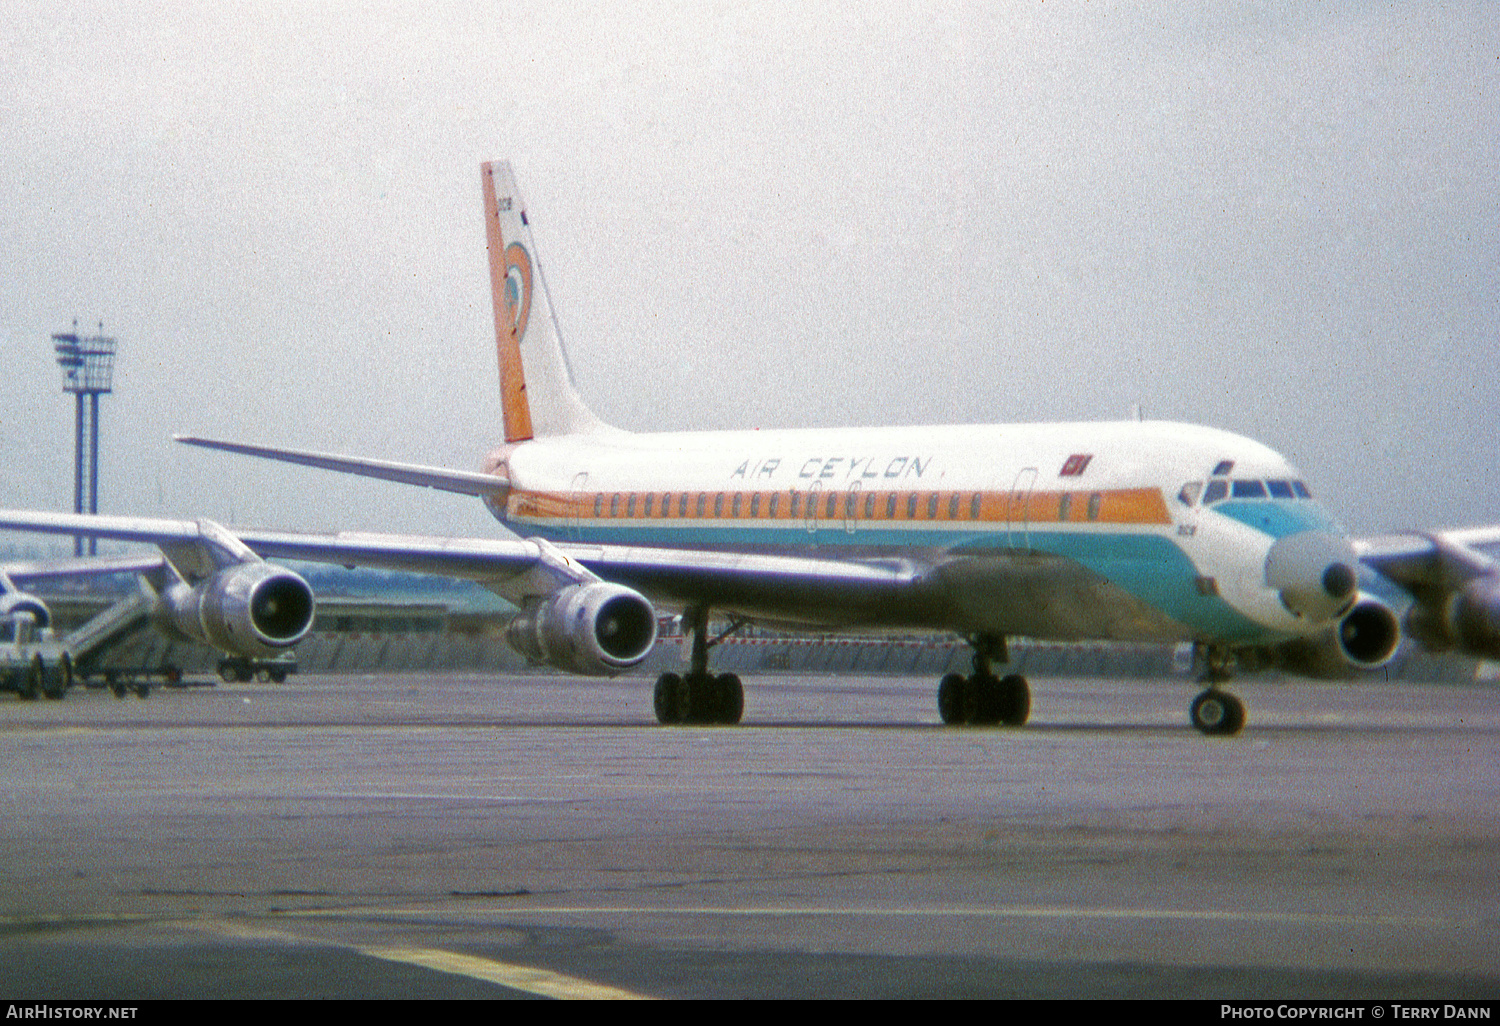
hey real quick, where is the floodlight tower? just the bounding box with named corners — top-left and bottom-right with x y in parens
top-left (52, 321), bottom-right (117, 556)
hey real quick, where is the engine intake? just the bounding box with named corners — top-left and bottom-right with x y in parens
top-left (1258, 592), bottom-right (1401, 679)
top-left (506, 582), bottom-right (657, 676)
top-left (155, 563), bottom-right (315, 657)
top-left (0, 592), bottom-right (51, 630)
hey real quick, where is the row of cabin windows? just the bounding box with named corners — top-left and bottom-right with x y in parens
top-left (587, 489), bottom-right (1108, 523)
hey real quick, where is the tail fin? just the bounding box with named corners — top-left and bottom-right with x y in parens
top-left (482, 161), bottom-right (612, 440)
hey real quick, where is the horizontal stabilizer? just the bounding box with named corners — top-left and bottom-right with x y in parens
top-left (174, 436), bottom-right (508, 497)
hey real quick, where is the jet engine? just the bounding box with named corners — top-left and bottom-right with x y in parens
top-left (506, 582), bottom-right (658, 676)
top-left (0, 591), bottom-right (51, 630)
top-left (1256, 592), bottom-right (1402, 679)
top-left (1404, 575), bottom-right (1500, 660)
top-left (153, 562), bottom-right (315, 657)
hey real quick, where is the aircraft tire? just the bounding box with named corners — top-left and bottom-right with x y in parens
top-left (653, 672), bottom-right (686, 725)
top-left (1191, 688), bottom-right (1245, 736)
top-left (713, 673), bottom-right (744, 726)
top-left (937, 673), bottom-right (968, 724)
top-left (969, 673), bottom-right (1004, 725)
top-left (999, 674), bottom-right (1031, 726)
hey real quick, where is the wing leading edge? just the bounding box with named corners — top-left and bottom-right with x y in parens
top-left (0, 510), bottom-right (936, 621)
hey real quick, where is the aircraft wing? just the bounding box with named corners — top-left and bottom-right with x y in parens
top-left (0, 552), bottom-right (167, 585)
top-left (238, 530), bottom-right (934, 622)
top-left (173, 436), bottom-right (508, 497)
top-left (1356, 526), bottom-right (1500, 597)
top-left (0, 510), bottom-right (931, 618)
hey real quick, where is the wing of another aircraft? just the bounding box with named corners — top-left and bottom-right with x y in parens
top-left (173, 436), bottom-right (509, 497)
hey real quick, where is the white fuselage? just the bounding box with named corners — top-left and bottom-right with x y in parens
top-left (485, 419), bottom-right (1348, 647)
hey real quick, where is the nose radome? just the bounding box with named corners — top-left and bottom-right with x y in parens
top-left (1265, 530), bottom-right (1360, 621)
top-left (1322, 561), bottom-right (1357, 600)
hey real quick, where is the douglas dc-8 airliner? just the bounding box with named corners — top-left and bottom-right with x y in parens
top-left (3, 161), bottom-right (1498, 733)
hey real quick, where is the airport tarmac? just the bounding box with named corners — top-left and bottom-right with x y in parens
top-left (0, 671), bottom-right (1497, 1000)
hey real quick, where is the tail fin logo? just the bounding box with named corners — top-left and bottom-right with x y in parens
top-left (503, 242), bottom-right (533, 343)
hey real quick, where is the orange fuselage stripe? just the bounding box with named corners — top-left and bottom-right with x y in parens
top-left (503, 487), bottom-right (1171, 528)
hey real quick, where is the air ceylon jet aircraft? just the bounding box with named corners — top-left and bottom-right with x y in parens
top-left (4, 161), bottom-right (1499, 734)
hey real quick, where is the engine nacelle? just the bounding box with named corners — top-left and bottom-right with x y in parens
top-left (1257, 592), bottom-right (1402, 679)
top-left (505, 582), bottom-right (657, 676)
top-left (154, 563), bottom-right (315, 657)
top-left (0, 591), bottom-right (51, 630)
top-left (1404, 575), bottom-right (1500, 660)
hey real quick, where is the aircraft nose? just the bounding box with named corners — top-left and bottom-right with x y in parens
top-left (1265, 530), bottom-right (1360, 621)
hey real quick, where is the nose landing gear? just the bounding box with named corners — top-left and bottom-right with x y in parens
top-left (1191, 645), bottom-right (1247, 736)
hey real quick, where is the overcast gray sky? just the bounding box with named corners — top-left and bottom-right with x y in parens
top-left (1, 1), bottom-right (1495, 553)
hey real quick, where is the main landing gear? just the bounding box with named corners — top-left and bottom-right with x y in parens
top-left (653, 607), bottom-right (745, 726)
top-left (1190, 645), bottom-right (1246, 736)
top-left (937, 634), bottom-right (1030, 727)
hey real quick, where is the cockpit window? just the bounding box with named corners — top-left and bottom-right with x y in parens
top-left (1177, 481), bottom-right (1203, 507)
top-left (1202, 478), bottom-right (1314, 504)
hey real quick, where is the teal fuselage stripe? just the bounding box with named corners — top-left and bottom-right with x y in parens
top-left (506, 516), bottom-right (1281, 645)
top-left (1212, 500), bottom-right (1337, 538)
